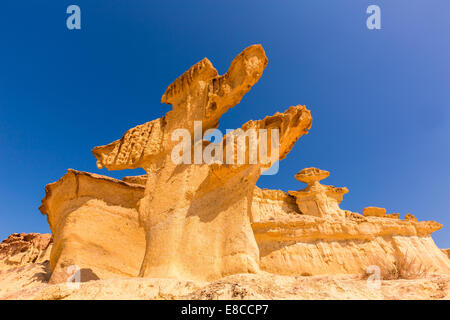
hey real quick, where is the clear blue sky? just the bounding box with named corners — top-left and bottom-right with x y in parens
top-left (1, 1), bottom-right (449, 248)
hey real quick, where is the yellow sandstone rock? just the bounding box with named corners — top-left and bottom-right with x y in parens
top-left (39, 170), bottom-right (146, 283)
top-left (0, 233), bottom-right (52, 268)
top-left (442, 249), bottom-right (450, 259)
top-left (363, 207), bottom-right (387, 217)
top-left (405, 213), bottom-right (418, 222)
top-left (288, 168), bottom-right (348, 219)
top-left (37, 44), bottom-right (449, 285)
top-left (91, 45), bottom-right (312, 282)
top-left (251, 187), bottom-right (300, 222)
top-left (253, 213), bottom-right (449, 276)
top-left (122, 175), bottom-right (148, 186)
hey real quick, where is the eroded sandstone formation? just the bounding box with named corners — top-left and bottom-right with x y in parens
top-left (288, 168), bottom-right (348, 219)
top-left (443, 249), bottom-right (450, 259)
top-left (0, 233), bottom-right (52, 267)
top-left (38, 44), bottom-right (449, 284)
top-left (39, 170), bottom-right (146, 283)
top-left (253, 168), bottom-right (450, 276)
top-left (90, 44), bottom-right (312, 281)
top-left (363, 207), bottom-right (387, 217)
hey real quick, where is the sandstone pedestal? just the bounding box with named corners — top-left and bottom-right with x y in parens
top-left (288, 168), bottom-right (348, 220)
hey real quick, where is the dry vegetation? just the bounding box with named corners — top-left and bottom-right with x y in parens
top-left (362, 253), bottom-right (434, 280)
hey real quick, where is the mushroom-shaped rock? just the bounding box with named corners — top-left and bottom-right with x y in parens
top-left (289, 168), bottom-right (348, 220)
top-left (295, 167), bottom-right (329, 184)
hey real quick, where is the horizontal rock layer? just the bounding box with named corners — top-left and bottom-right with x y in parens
top-left (251, 187), bottom-right (300, 222)
top-left (253, 215), bottom-right (449, 275)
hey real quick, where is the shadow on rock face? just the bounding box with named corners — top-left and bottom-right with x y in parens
top-left (32, 260), bottom-right (52, 283)
top-left (79, 268), bottom-right (100, 282)
top-left (48, 266), bottom-right (101, 284)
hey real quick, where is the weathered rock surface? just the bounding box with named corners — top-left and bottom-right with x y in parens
top-left (25, 44), bottom-right (449, 295)
top-left (0, 233), bottom-right (52, 268)
top-left (38, 166), bottom-right (450, 284)
top-left (122, 175), bottom-right (148, 186)
top-left (39, 169), bottom-right (146, 283)
top-left (0, 233), bottom-right (53, 299)
top-left (405, 213), bottom-right (418, 222)
top-left (0, 261), bottom-right (51, 300)
top-left (0, 259), bottom-right (448, 300)
top-left (254, 168), bottom-right (450, 276)
top-left (443, 249), bottom-right (450, 259)
top-left (251, 187), bottom-right (300, 222)
top-left (288, 168), bottom-right (348, 219)
top-left (253, 215), bottom-right (449, 276)
top-left (363, 207), bottom-right (387, 217)
top-left (386, 213), bottom-right (400, 219)
top-left (91, 45), bottom-right (312, 282)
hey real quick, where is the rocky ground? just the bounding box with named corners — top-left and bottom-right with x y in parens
top-left (1, 233), bottom-right (449, 300)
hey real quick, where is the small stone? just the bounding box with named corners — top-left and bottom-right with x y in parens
top-left (405, 213), bottom-right (418, 222)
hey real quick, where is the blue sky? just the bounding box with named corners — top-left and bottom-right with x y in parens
top-left (1, 1), bottom-right (449, 248)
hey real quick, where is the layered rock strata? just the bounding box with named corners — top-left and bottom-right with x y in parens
top-left (38, 44), bottom-right (449, 284)
top-left (250, 168), bottom-right (450, 276)
top-left (0, 233), bottom-right (52, 267)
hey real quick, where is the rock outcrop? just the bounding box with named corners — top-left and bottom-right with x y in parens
top-left (0, 249), bottom-right (448, 300)
top-left (386, 213), bottom-right (400, 219)
top-left (122, 175), bottom-right (148, 186)
top-left (405, 213), bottom-right (418, 222)
top-left (253, 213), bottom-right (449, 276)
top-left (91, 44), bottom-right (312, 282)
top-left (443, 249), bottom-right (450, 259)
top-left (0, 233), bottom-right (52, 267)
top-left (39, 170), bottom-right (146, 283)
top-left (288, 168), bottom-right (348, 219)
top-left (252, 168), bottom-right (450, 276)
top-left (251, 187), bottom-right (300, 222)
top-left (363, 207), bottom-right (387, 217)
top-left (1, 232), bottom-right (448, 300)
top-left (35, 44), bottom-right (449, 286)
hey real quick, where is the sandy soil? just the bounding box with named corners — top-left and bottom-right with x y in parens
top-left (1, 261), bottom-right (448, 300)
